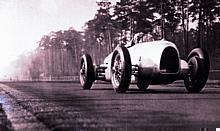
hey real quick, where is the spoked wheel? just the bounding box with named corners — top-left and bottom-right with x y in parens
top-left (184, 48), bottom-right (210, 93)
top-left (111, 46), bottom-right (132, 93)
top-left (79, 54), bottom-right (95, 90)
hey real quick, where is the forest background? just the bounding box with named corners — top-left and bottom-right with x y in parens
top-left (6, 0), bottom-right (220, 81)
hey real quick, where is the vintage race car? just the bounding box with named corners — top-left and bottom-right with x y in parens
top-left (79, 39), bottom-right (210, 93)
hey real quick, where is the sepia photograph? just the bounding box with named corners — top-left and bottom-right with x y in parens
top-left (0, 0), bottom-right (220, 130)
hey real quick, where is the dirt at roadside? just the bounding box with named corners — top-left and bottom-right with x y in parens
top-left (0, 103), bottom-right (13, 131)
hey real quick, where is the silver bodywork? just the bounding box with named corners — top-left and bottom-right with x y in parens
top-left (101, 40), bottom-right (189, 84)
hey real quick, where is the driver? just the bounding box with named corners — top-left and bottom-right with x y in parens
top-left (124, 32), bottom-right (145, 48)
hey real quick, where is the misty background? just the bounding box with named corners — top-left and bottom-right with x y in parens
top-left (0, 0), bottom-right (97, 78)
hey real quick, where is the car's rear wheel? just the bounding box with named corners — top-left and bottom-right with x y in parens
top-left (184, 48), bottom-right (210, 93)
top-left (79, 54), bottom-right (95, 90)
top-left (111, 46), bottom-right (132, 93)
top-left (137, 78), bottom-right (149, 91)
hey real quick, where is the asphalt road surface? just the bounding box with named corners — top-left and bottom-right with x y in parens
top-left (0, 82), bottom-right (220, 131)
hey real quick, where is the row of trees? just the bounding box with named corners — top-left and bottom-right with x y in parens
top-left (34, 28), bottom-right (84, 79)
top-left (84, 0), bottom-right (220, 62)
top-left (7, 0), bottom-right (220, 80)
top-left (9, 28), bottom-right (84, 80)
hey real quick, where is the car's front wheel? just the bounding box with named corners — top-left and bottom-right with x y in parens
top-left (111, 46), bottom-right (132, 93)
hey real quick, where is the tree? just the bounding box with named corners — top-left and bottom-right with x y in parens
top-left (37, 28), bottom-right (84, 77)
top-left (113, 0), bottom-right (156, 39)
top-left (113, 0), bottom-right (182, 41)
top-left (84, 1), bottom-right (118, 63)
top-left (189, 0), bottom-right (220, 48)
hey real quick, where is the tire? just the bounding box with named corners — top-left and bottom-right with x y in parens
top-left (111, 46), bottom-right (132, 93)
top-left (184, 48), bottom-right (210, 93)
top-left (137, 78), bottom-right (149, 91)
top-left (79, 54), bottom-right (95, 90)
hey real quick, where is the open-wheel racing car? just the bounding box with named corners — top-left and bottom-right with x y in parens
top-left (79, 39), bottom-right (210, 93)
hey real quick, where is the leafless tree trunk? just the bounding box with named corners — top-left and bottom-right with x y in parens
top-left (181, 0), bottom-right (187, 57)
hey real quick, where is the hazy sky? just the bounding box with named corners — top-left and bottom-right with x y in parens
top-left (0, 0), bottom-right (98, 76)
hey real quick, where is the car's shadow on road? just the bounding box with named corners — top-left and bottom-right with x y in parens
top-left (92, 87), bottom-right (220, 94)
top-left (91, 87), bottom-right (114, 90)
top-left (126, 88), bottom-right (188, 94)
top-left (128, 88), bottom-right (220, 94)
top-left (92, 87), bottom-right (189, 94)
